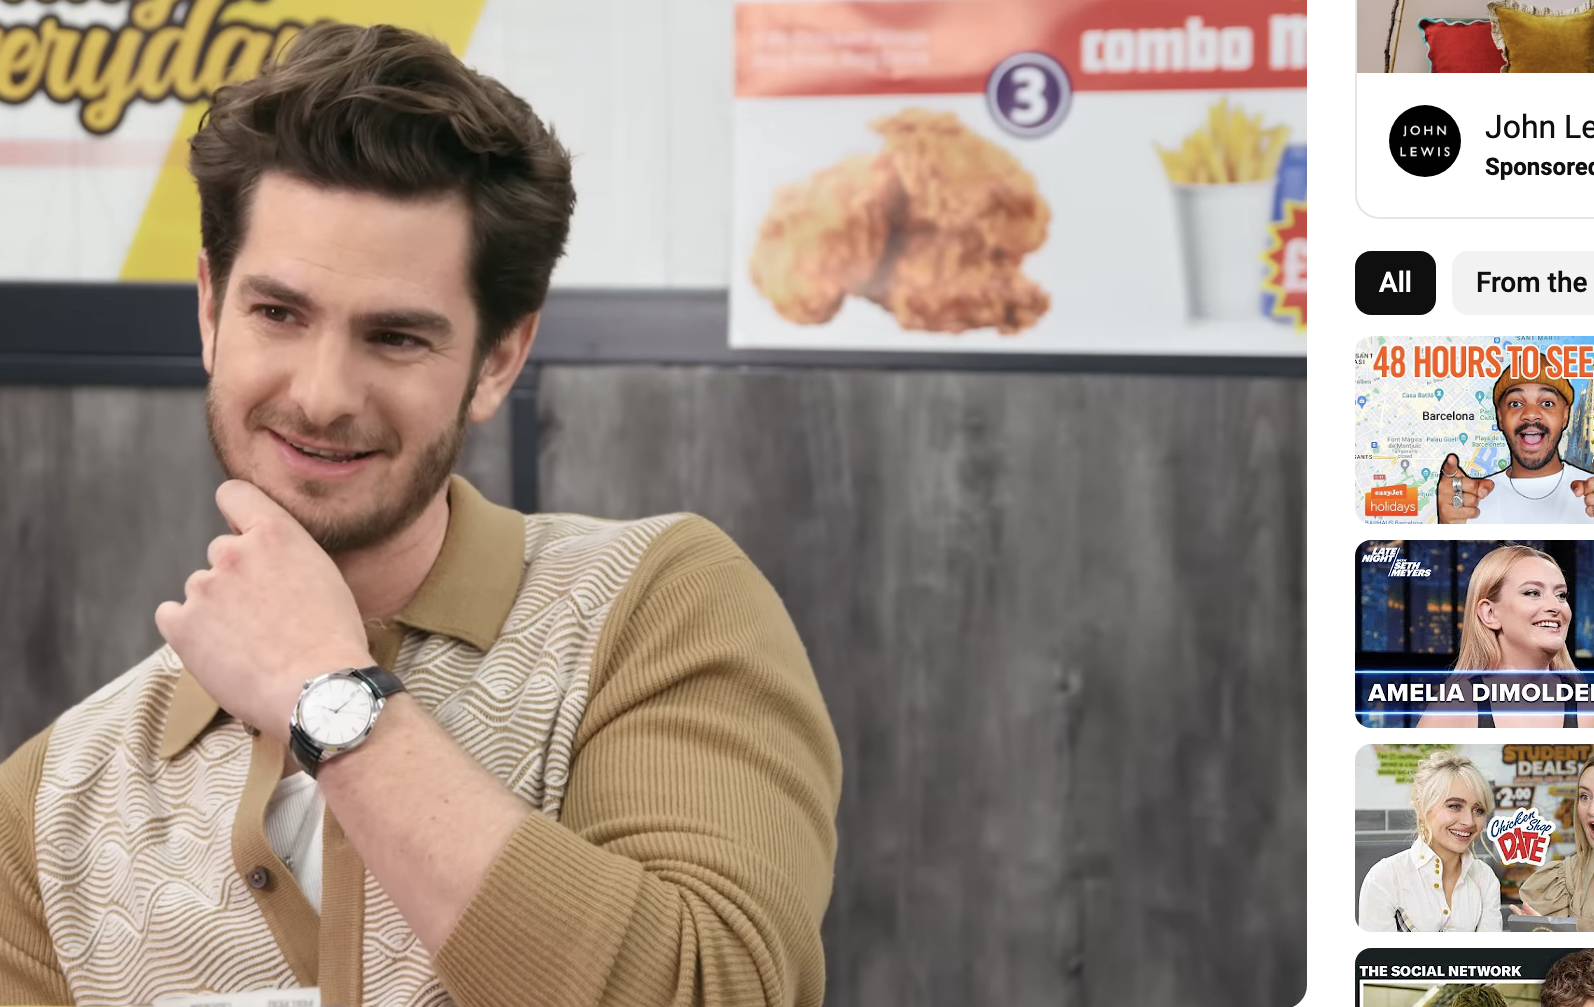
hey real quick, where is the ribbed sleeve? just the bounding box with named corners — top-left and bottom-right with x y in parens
top-left (433, 517), bottom-right (843, 1007)
top-left (0, 727), bottom-right (72, 1006)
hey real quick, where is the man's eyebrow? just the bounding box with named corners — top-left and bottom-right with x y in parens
top-left (239, 274), bottom-right (313, 310)
top-left (238, 275), bottom-right (452, 339)
top-left (352, 308), bottom-right (453, 339)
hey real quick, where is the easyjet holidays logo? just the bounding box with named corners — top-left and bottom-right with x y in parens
top-left (0, 0), bottom-right (304, 134)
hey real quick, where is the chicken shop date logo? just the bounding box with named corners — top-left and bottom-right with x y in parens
top-left (1389, 106), bottom-right (1461, 178)
top-left (986, 53), bottom-right (1071, 138)
top-left (1488, 807), bottom-right (1556, 867)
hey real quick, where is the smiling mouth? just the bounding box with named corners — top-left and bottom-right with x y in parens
top-left (1448, 828), bottom-right (1475, 841)
top-left (278, 433), bottom-right (375, 463)
top-left (1536, 620), bottom-right (1564, 631)
top-left (1517, 427), bottom-right (1549, 448)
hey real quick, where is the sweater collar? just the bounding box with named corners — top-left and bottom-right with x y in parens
top-left (158, 475), bottom-right (526, 759)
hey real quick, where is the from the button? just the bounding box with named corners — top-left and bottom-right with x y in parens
top-left (246, 866), bottom-right (270, 890)
top-left (1453, 252), bottom-right (1594, 314)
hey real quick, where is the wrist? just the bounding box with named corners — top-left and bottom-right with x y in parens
top-left (288, 663), bottom-right (404, 778)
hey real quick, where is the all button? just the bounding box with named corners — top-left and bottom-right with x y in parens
top-left (1356, 251), bottom-right (1437, 316)
top-left (245, 866), bottom-right (271, 890)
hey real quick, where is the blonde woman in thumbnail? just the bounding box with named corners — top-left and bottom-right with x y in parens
top-left (1416, 545), bottom-right (1586, 728)
top-left (1358, 750), bottom-right (1502, 931)
top-left (1519, 759), bottom-right (1594, 928)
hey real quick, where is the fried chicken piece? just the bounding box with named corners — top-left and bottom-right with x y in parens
top-left (749, 152), bottom-right (902, 325)
top-left (864, 110), bottom-right (1052, 334)
top-left (872, 109), bottom-right (1050, 258)
top-left (748, 109), bottom-right (1051, 334)
top-left (868, 229), bottom-right (1050, 335)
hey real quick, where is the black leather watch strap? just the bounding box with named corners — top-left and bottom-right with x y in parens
top-left (351, 665), bottom-right (405, 699)
top-left (288, 722), bottom-right (323, 779)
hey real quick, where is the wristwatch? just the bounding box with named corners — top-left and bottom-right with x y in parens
top-left (288, 665), bottom-right (406, 778)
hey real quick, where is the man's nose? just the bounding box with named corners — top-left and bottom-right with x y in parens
top-left (291, 333), bottom-right (365, 428)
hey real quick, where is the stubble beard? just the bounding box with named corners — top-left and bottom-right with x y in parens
top-left (204, 384), bottom-right (470, 555)
top-left (1509, 423), bottom-right (1563, 473)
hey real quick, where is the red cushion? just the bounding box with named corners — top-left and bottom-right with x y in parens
top-left (1419, 19), bottom-right (1507, 73)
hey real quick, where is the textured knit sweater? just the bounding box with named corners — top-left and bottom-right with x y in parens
top-left (0, 476), bottom-right (842, 1007)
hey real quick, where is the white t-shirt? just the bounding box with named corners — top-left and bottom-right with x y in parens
top-left (263, 772), bottom-right (325, 913)
top-left (1472, 462), bottom-right (1594, 524)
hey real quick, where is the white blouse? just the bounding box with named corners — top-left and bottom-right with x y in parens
top-left (1359, 839), bottom-right (1503, 932)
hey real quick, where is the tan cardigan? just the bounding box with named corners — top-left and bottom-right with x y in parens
top-left (1520, 849), bottom-right (1594, 930)
top-left (0, 477), bottom-right (842, 1006)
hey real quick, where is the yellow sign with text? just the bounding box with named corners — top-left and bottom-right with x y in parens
top-left (0, 0), bottom-right (487, 280)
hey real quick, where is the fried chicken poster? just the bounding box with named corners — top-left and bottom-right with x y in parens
top-left (731, 0), bottom-right (1308, 357)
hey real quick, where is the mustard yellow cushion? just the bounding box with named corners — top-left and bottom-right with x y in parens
top-left (1490, 1), bottom-right (1594, 71)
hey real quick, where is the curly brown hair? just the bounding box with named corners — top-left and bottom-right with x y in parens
top-left (1449, 986), bottom-right (1509, 1007)
top-left (189, 21), bottom-right (575, 357)
top-left (1543, 949), bottom-right (1594, 1007)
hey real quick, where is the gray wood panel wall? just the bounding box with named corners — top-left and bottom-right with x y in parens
top-left (535, 366), bottom-right (1306, 1007)
top-left (0, 367), bottom-right (1304, 1007)
top-left (0, 386), bottom-right (512, 748)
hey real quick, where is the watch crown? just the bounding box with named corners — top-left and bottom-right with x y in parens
top-left (303, 680), bottom-right (312, 689)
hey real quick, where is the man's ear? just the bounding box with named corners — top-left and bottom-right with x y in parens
top-left (466, 313), bottom-right (539, 424)
top-left (1477, 599), bottom-right (1503, 632)
top-left (197, 252), bottom-right (218, 376)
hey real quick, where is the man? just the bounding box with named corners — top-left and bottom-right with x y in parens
top-left (1543, 948), bottom-right (1594, 1007)
top-left (1435, 370), bottom-right (1594, 523)
top-left (0, 23), bottom-right (841, 1007)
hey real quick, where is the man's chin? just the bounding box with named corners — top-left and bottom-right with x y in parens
top-left (1510, 446), bottom-right (1559, 471)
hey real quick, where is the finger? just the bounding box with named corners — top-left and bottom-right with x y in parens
top-left (154, 599), bottom-right (182, 643)
top-left (206, 534), bottom-right (238, 571)
top-left (1443, 506), bottom-right (1481, 522)
top-left (183, 568), bottom-right (211, 600)
top-left (215, 480), bottom-right (286, 536)
top-left (1476, 479), bottom-right (1493, 498)
top-left (1574, 480), bottom-right (1589, 496)
top-left (1440, 453), bottom-right (1462, 477)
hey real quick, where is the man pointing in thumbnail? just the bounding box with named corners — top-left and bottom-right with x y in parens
top-left (1437, 372), bottom-right (1594, 523)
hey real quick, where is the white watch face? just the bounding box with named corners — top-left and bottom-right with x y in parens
top-left (300, 676), bottom-right (376, 747)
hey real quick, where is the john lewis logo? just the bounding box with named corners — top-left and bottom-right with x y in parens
top-left (1389, 106), bottom-right (1461, 177)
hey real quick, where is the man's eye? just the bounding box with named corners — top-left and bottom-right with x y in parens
top-left (376, 333), bottom-right (421, 348)
top-left (258, 305), bottom-right (292, 324)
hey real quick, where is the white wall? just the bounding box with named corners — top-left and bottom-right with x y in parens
top-left (465, 0), bottom-right (738, 289)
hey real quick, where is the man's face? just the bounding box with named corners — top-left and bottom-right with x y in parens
top-left (199, 172), bottom-right (482, 554)
top-left (1496, 383), bottom-right (1571, 472)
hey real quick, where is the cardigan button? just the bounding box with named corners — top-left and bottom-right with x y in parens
top-left (246, 866), bottom-right (271, 890)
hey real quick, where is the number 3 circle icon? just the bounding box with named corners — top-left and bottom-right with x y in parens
top-left (986, 52), bottom-right (1071, 138)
